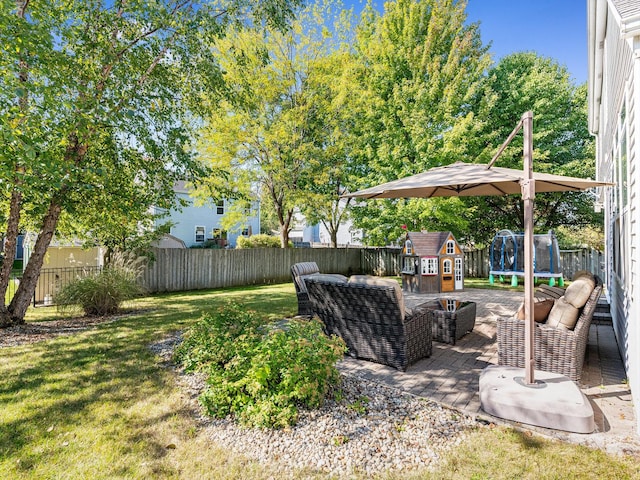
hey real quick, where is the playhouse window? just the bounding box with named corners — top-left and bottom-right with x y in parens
top-left (405, 240), bottom-right (413, 255)
top-left (455, 258), bottom-right (463, 281)
top-left (443, 259), bottom-right (452, 274)
top-left (421, 257), bottom-right (438, 275)
top-left (195, 226), bottom-right (205, 243)
top-left (402, 257), bottom-right (415, 274)
top-left (446, 240), bottom-right (455, 254)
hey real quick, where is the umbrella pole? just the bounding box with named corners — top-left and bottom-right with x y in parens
top-left (522, 111), bottom-right (536, 385)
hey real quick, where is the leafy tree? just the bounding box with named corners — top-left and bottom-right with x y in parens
top-left (0, 0), bottom-right (302, 326)
top-left (298, 47), bottom-right (359, 248)
top-left (461, 53), bottom-right (601, 244)
top-left (346, 0), bottom-right (491, 245)
top-left (196, 0), bottom-right (353, 248)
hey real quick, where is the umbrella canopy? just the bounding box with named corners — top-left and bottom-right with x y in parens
top-left (343, 112), bottom-right (612, 386)
top-left (347, 161), bottom-right (607, 199)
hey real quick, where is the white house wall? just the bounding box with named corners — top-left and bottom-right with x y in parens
top-left (590, 0), bottom-right (640, 434)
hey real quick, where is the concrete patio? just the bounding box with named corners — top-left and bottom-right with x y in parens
top-left (337, 288), bottom-right (640, 456)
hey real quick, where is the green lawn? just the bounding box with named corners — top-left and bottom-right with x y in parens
top-left (1, 282), bottom-right (638, 479)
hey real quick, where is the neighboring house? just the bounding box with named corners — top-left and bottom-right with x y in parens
top-left (152, 181), bottom-right (260, 248)
top-left (588, 0), bottom-right (640, 433)
top-left (0, 233), bottom-right (24, 261)
top-left (400, 231), bottom-right (464, 294)
top-left (22, 234), bottom-right (104, 304)
top-left (289, 200), bottom-right (363, 247)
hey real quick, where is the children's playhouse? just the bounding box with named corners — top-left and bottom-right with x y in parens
top-left (401, 231), bottom-right (464, 294)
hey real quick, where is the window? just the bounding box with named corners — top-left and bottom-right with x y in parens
top-left (212, 228), bottom-right (222, 239)
top-left (443, 259), bottom-right (452, 274)
top-left (405, 240), bottom-right (413, 255)
top-left (241, 227), bottom-right (250, 236)
top-left (455, 258), bottom-right (463, 281)
top-left (195, 226), bottom-right (205, 243)
top-left (421, 257), bottom-right (438, 275)
top-left (446, 240), bottom-right (455, 254)
top-left (402, 256), bottom-right (415, 274)
top-left (216, 200), bottom-right (224, 215)
top-left (618, 111), bottom-right (628, 207)
top-left (611, 99), bottom-right (630, 284)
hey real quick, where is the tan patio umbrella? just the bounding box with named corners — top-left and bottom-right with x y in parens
top-left (343, 111), bottom-right (612, 387)
top-left (346, 162), bottom-right (608, 199)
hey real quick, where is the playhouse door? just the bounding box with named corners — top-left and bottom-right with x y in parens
top-left (441, 258), bottom-right (454, 292)
top-left (455, 257), bottom-right (463, 290)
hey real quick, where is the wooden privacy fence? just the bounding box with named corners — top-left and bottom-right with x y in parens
top-left (463, 248), bottom-right (491, 278)
top-left (6, 246), bottom-right (603, 303)
top-left (140, 247), bottom-right (363, 293)
top-left (560, 249), bottom-right (605, 280)
top-left (462, 247), bottom-right (605, 281)
top-left (137, 246), bottom-right (604, 293)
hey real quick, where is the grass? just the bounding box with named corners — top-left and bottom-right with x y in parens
top-left (1, 282), bottom-right (639, 479)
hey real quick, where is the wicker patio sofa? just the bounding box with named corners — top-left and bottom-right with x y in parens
top-left (497, 274), bottom-right (602, 381)
top-left (304, 275), bottom-right (433, 371)
top-left (290, 262), bottom-right (321, 316)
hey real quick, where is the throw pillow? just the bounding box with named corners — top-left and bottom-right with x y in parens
top-left (564, 275), bottom-right (595, 309)
top-left (516, 298), bottom-right (555, 323)
top-left (546, 296), bottom-right (581, 330)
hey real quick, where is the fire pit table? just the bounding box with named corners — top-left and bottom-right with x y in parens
top-left (424, 299), bottom-right (476, 345)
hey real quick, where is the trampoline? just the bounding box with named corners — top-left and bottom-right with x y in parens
top-left (489, 229), bottom-right (563, 286)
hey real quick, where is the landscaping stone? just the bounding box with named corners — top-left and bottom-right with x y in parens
top-left (150, 333), bottom-right (484, 477)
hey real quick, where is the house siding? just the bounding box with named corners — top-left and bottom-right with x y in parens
top-left (157, 192), bottom-right (260, 249)
top-left (590, 0), bottom-right (640, 434)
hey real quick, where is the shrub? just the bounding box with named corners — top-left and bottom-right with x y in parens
top-left (236, 234), bottom-right (283, 249)
top-left (55, 252), bottom-right (146, 316)
top-left (189, 239), bottom-right (224, 249)
top-left (175, 303), bottom-right (346, 428)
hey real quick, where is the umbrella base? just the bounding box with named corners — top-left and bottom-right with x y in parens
top-left (479, 365), bottom-right (594, 434)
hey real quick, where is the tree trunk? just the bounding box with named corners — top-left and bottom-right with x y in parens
top-left (2, 198), bottom-right (63, 325)
top-left (280, 228), bottom-right (290, 248)
top-left (1, 0), bottom-right (30, 324)
top-left (330, 228), bottom-right (338, 248)
top-left (279, 210), bottom-right (293, 248)
top-left (0, 189), bottom-right (22, 313)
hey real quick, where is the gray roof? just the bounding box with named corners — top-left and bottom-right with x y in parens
top-left (406, 231), bottom-right (456, 256)
top-left (611, 0), bottom-right (640, 18)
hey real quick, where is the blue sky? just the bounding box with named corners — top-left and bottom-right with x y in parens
top-left (344, 0), bottom-right (588, 84)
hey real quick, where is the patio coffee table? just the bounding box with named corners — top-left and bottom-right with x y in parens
top-left (423, 299), bottom-right (476, 345)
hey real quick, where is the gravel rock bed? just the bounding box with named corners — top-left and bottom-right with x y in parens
top-left (150, 334), bottom-right (485, 478)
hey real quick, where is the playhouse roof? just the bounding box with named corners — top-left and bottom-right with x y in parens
top-left (406, 231), bottom-right (457, 256)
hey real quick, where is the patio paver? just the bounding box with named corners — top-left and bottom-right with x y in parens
top-left (337, 288), bottom-right (640, 456)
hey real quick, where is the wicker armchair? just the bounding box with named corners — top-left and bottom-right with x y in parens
top-left (497, 276), bottom-right (602, 381)
top-left (304, 276), bottom-right (432, 371)
top-left (290, 262), bottom-right (321, 316)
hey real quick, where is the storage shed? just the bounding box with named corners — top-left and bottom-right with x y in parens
top-left (401, 231), bottom-right (464, 294)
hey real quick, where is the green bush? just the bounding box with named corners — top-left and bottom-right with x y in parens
top-left (55, 252), bottom-right (146, 316)
top-left (236, 234), bottom-right (283, 249)
top-left (175, 303), bottom-right (346, 428)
